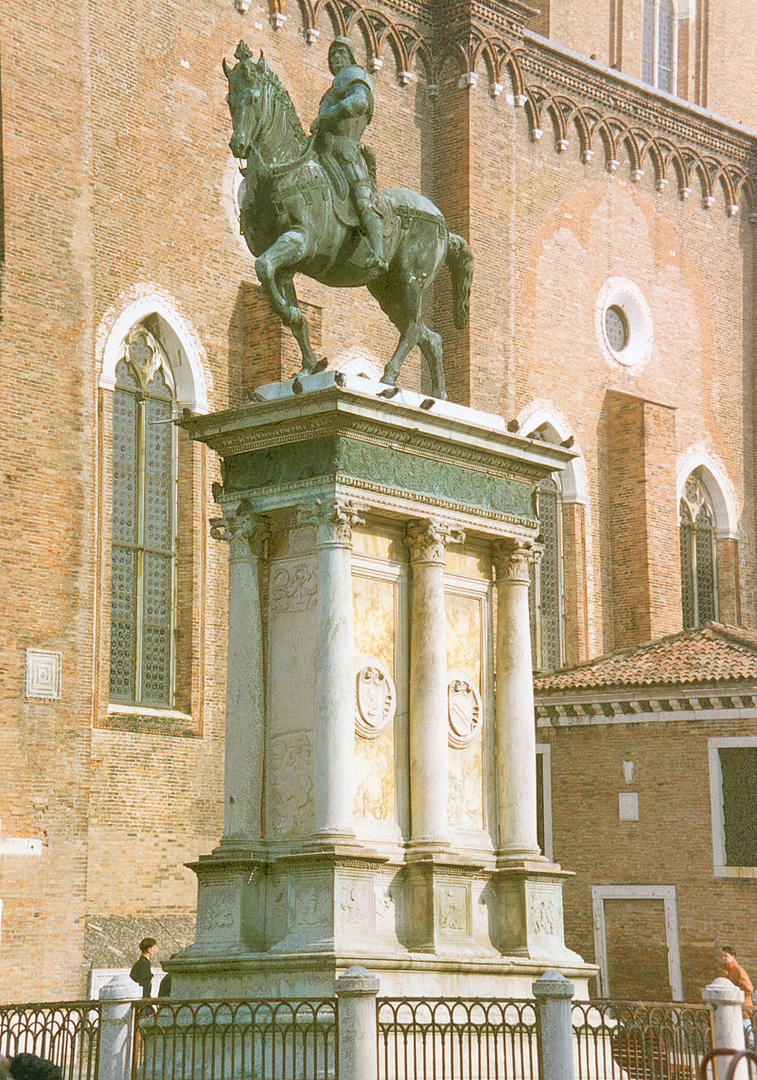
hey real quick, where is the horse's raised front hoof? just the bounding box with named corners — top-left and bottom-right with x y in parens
top-left (381, 369), bottom-right (398, 387)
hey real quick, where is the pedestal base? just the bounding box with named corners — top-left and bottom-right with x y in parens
top-left (173, 848), bottom-right (593, 1000)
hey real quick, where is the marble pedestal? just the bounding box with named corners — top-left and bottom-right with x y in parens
top-left (170, 369), bottom-right (594, 999)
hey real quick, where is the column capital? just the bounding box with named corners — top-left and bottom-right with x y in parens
top-left (210, 499), bottom-right (268, 557)
top-left (492, 538), bottom-right (542, 583)
top-left (299, 497), bottom-right (365, 546)
top-left (406, 519), bottom-right (465, 564)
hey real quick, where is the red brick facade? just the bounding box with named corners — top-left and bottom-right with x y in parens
top-left (1, 0), bottom-right (756, 1000)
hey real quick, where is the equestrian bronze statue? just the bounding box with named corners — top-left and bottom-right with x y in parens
top-left (223, 39), bottom-right (473, 399)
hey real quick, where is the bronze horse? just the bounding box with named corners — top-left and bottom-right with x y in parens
top-left (223, 42), bottom-right (473, 399)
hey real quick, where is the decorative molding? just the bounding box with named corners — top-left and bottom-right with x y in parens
top-left (536, 692), bottom-right (757, 723)
top-left (447, 670), bottom-right (483, 749)
top-left (354, 655), bottom-right (396, 739)
top-left (25, 649), bottom-right (62, 700)
top-left (273, 0), bottom-right (756, 214)
top-left (592, 884), bottom-right (683, 999)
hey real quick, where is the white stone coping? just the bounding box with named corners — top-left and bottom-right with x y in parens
top-left (186, 370), bottom-right (574, 475)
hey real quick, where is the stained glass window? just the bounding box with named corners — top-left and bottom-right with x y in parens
top-left (642, 0), bottom-right (677, 93)
top-left (680, 472), bottom-right (718, 628)
top-left (529, 475), bottom-right (564, 673)
top-left (110, 327), bottom-right (176, 707)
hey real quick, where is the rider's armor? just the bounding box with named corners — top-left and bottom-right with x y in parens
top-left (313, 49), bottom-right (387, 271)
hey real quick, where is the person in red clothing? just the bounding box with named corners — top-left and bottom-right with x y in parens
top-left (721, 944), bottom-right (755, 1046)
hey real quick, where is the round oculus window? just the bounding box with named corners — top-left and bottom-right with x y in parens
top-left (604, 305), bottom-right (629, 352)
top-left (595, 278), bottom-right (653, 370)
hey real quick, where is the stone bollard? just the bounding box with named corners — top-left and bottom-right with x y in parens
top-left (336, 965), bottom-right (380, 1080)
top-left (97, 973), bottom-right (142, 1080)
top-left (703, 978), bottom-right (748, 1079)
top-left (533, 969), bottom-right (575, 1080)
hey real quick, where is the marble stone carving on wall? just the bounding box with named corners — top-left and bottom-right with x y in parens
top-left (270, 560), bottom-right (318, 612)
top-left (267, 731), bottom-right (314, 839)
top-left (437, 882), bottom-right (470, 935)
top-left (355, 655), bottom-right (396, 738)
top-left (447, 670), bottom-right (482, 749)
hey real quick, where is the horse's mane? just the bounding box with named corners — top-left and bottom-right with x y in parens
top-left (243, 49), bottom-right (308, 154)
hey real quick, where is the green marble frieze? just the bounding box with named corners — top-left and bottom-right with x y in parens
top-left (221, 433), bottom-right (536, 521)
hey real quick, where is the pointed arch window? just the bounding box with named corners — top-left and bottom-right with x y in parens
top-left (529, 474), bottom-right (564, 673)
top-left (110, 327), bottom-right (177, 707)
top-left (643, 0), bottom-right (676, 93)
top-left (680, 472), bottom-right (718, 628)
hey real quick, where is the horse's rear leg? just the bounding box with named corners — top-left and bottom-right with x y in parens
top-left (418, 325), bottom-right (445, 399)
top-left (369, 280), bottom-right (423, 389)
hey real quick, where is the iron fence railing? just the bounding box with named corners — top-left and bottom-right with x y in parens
top-left (0, 1000), bottom-right (102, 1080)
top-left (573, 1000), bottom-right (714, 1080)
top-left (376, 997), bottom-right (539, 1080)
top-left (131, 998), bottom-right (337, 1080)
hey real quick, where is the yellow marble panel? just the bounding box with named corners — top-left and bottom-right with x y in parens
top-left (446, 547), bottom-right (490, 579)
top-left (353, 570), bottom-right (397, 821)
top-left (354, 725), bottom-right (395, 821)
top-left (352, 523), bottom-right (403, 560)
top-left (445, 591), bottom-right (483, 684)
top-left (449, 737), bottom-right (484, 831)
top-left (353, 573), bottom-right (396, 672)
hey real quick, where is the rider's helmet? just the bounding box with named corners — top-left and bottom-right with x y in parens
top-left (327, 37), bottom-right (358, 74)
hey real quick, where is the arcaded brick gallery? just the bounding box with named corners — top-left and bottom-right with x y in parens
top-left (1, 0), bottom-right (756, 1001)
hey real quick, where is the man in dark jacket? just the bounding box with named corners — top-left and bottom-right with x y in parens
top-left (129, 936), bottom-right (157, 998)
top-left (1, 1053), bottom-right (63, 1080)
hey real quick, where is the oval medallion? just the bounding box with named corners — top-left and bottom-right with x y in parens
top-left (447, 669), bottom-right (483, 749)
top-left (354, 655), bottom-right (396, 739)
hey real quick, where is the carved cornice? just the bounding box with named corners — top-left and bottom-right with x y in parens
top-left (254, 0), bottom-right (757, 213)
top-left (208, 412), bottom-right (550, 485)
top-left (536, 691), bottom-right (757, 723)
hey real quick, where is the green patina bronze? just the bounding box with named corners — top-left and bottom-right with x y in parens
top-left (221, 435), bottom-right (536, 521)
top-left (223, 40), bottom-right (474, 400)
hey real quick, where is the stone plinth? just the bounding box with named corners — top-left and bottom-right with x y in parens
top-left (170, 370), bottom-right (593, 998)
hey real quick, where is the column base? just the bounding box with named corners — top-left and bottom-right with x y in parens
top-left (492, 861), bottom-right (582, 963)
top-left (186, 851), bottom-right (267, 953)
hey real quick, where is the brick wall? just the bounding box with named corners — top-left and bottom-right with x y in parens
top-left (541, 715), bottom-right (757, 1001)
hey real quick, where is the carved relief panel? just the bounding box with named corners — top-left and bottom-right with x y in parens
top-left (266, 731), bottom-right (314, 840)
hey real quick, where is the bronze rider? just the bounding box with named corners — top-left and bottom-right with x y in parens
top-left (310, 38), bottom-right (388, 272)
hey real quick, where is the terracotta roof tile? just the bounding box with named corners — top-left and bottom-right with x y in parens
top-left (534, 622), bottom-right (757, 693)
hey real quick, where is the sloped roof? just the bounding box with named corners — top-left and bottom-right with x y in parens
top-left (534, 622), bottom-right (757, 694)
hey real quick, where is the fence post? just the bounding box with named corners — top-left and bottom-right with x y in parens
top-left (97, 973), bottom-right (142, 1080)
top-left (703, 977), bottom-right (747, 1078)
top-left (533, 969), bottom-right (575, 1080)
top-left (336, 965), bottom-right (380, 1080)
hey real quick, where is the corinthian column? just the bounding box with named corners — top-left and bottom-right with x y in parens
top-left (492, 540), bottom-right (542, 861)
top-left (301, 497), bottom-right (364, 841)
top-left (210, 500), bottom-right (268, 849)
top-left (406, 520), bottom-right (464, 846)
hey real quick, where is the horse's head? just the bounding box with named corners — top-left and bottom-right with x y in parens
top-left (223, 41), bottom-right (266, 159)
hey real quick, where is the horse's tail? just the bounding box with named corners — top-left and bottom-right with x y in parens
top-left (446, 233), bottom-right (473, 330)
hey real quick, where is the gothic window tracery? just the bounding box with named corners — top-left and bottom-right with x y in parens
top-left (529, 474), bottom-right (564, 673)
top-left (110, 326), bottom-right (177, 707)
top-left (680, 471), bottom-right (718, 628)
top-left (643, 0), bottom-right (676, 93)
